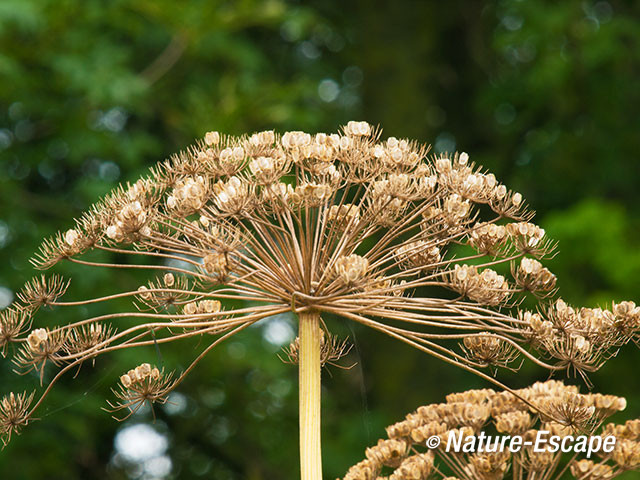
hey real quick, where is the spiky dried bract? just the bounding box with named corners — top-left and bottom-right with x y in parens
top-left (0, 391), bottom-right (35, 447)
top-left (282, 331), bottom-right (353, 368)
top-left (2, 122), bottom-right (639, 437)
top-left (14, 328), bottom-right (68, 383)
top-left (460, 333), bottom-right (518, 370)
top-left (135, 273), bottom-right (193, 312)
top-left (64, 323), bottom-right (114, 360)
top-left (0, 308), bottom-right (31, 356)
top-left (16, 274), bottom-right (69, 312)
top-left (106, 363), bottom-right (176, 421)
top-left (342, 380), bottom-right (637, 480)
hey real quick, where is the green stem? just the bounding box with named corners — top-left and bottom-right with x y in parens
top-left (298, 310), bottom-right (322, 479)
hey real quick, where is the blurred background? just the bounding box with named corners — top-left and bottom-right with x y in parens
top-left (1, 0), bottom-right (639, 478)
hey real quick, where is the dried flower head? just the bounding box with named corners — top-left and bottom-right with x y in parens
top-left (461, 334), bottom-right (518, 370)
top-left (2, 122), bottom-right (638, 453)
top-left (14, 328), bottom-right (68, 383)
top-left (450, 265), bottom-right (511, 306)
top-left (326, 204), bottom-right (361, 231)
top-left (135, 274), bottom-right (192, 312)
top-left (64, 323), bottom-right (114, 361)
top-left (342, 380), bottom-right (636, 480)
top-left (513, 257), bottom-right (557, 295)
top-left (468, 223), bottom-right (509, 256)
top-left (0, 308), bottom-right (31, 357)
top-left (106, 363), bottom-right (177, 421)
top-left (0, 391), bottom-right (35, 447)
top-left (397, 241), bottom-right (442, 272)
top-left (281, 331), bottom-right (353, 369)
top-left (335, 254), bottom-right (369, 286)
top-left (16, 275), bottom-right (70, 312)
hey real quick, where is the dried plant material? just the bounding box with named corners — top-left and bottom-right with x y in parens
top-left (64, 323), bottom-right (114, 360)
top-left (0, 122), bottom-right (638, 454)
top-left (0, 308), bottom-right (31, 357)
top-left (468, 223), bottom-right (509, 256)
top-left (16, 274), bottom-right (70, 312)
top-left (14, 328), bottom-right (68, 383)
top-left (135, 274), bottom-right (192, 312)
top-left (0, 391), bottom-right (35, 447)
top-left (397, 241), bottom-right (442, 272)
top-left (326, 204), bottom-right (361, 231)
top-left (281, 332), bottom-right (353, 368)
top-left (342, 380), bottom-right (636, 479)
top-left (461, 334), bottom-right (519, 370)
top-left (105, 363), bottom-right (177, 421)
top-left (450, 265), bottom-right (512, 306)
top-left (335, 254), bottom-right (369, 287)
top-left (570, 459), bottom-right (614, 480)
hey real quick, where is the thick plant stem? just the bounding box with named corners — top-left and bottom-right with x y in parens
top-left (298, 310), bottom-right (322, 480)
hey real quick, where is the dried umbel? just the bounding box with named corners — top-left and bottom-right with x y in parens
top-left (513, 257), bottom-right (557, 296)
top-left (0, 391), bottom-right (34, 446)
top-left (450, 265), bottom-right (511, 306)
top-left (460, 334), bottom-right (518, 370)
top-left (64, 323), bottom-right (114, 360)
top-left (106, 363), bottom-right (176, 420)
top-left (14, 327), bottom-right (67, 383)
top-left (326, 204), bottom-right (361, 230)
top-left (468, 223), bottom-right (509, 256)
top-left (0, 308), bottom-right (30, 357)
top-left (16, 274), bottom-right (69, 313)
top-left (1, 123), bottom-right (638, 476)
top-left (335, 254), bottom-right (370, 286)
top-left (281, 331), bottom-right (353, 368)
top-left (342, 380), bottom-right (637, 480)
top-left (396, 241), bottom-right (442, 272)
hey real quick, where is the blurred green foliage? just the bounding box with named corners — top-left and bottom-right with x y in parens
top-left (0, 0), bottom-right (639, 478)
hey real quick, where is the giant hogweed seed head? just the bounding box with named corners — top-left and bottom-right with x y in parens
top-left (1, 122), bottom-right (638, 447)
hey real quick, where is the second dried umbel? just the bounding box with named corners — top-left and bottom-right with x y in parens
top-left (343, 380), bottom-right (638, 480)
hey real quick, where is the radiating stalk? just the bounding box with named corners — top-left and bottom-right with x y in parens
top-left (298, 310), bottom-right (322, 480)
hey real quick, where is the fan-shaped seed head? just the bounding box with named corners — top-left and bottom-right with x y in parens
top-left (570, 459), bottom-right (614, 480)
top-left (291, 182), bottom-right (334, 207)
top-left (342, 380), bottom-right (640, 480)
top-left (389, 453), bottom-right (434, 480)
top-left (344, 121), bottom-right (372, 137)
top-left (0, 391), bottom-right (35, 446)
top-left (27, 328), bottom-right (49, 352)
top-left (365, 438), bottom-right (410, 468)
top-left (514, 257), bottom-right (557, 293)
top-left (282, 131), bottom-right (312, 150)
top-left (335, 254), bottom-right (369, 286)
top-left (612, 439), bottom-right (640, 469)
top-left (495, 411), bottom-right (532, 435)
top-left (451, 265), bottom-right (511, 306)
top-left (397, 241), bottom-right (441, 272)
top-left (249, 130), bottom-right (275, 146)
top-left (204, 131), bottom-right (220, 146)
top-left (468, 223), bottom-right (508, 255)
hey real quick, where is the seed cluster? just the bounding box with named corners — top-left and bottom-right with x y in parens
top-left (0, 391), bottom-right (34, 446)
top-left (342, 380), bottom-right (637, 480)
top-left (1, 122), bottom-right (638, 445)
top-left (106, 363), bottom-right (176, 420)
